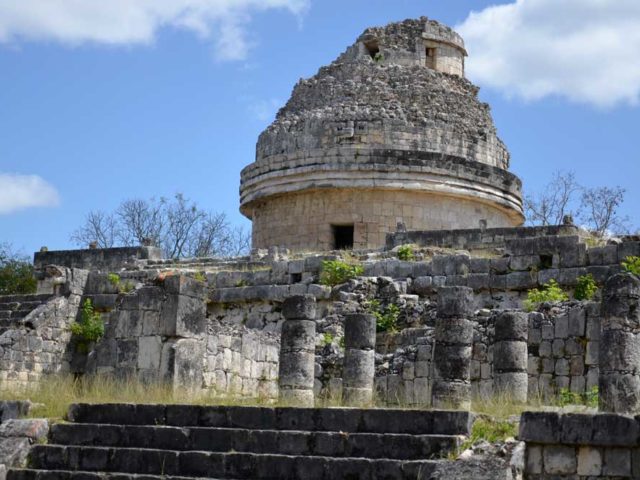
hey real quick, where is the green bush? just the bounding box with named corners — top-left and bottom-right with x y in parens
top-left (367, 299), bottom-right (400, 333)
top-left (321, 332), bottom-right (334, 347)
top-left (119, 281), bottom-right (135, 294)
top-left (396, 245), bottom-right (415, 261)
top-left (107, 273), bottom-right (120, 286)
top-left (558, 386), bottom-right (598, 408)
top-left (320, 260), bottom-right (363, 286)
top-left (622, 256), bottom-right (640, 276)
top-left (574, 273), bottom-right (598, 301)
top-left (524, 279), bottom-right (569, 312)
top-left (193, 272), bottom-right (207, 283)
top-left (0, 245), bottom-right (36, 295)
top-left (70, 299), bottom-right (105, 352)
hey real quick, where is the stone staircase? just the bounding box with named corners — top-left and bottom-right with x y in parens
top-left (8, 403), bottom-right (473, 480)
top-left (0, 294), bottom-right (51, 333)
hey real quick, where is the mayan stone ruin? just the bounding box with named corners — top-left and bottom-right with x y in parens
top-left (2, 16), bottom-right (640, 480)
top-left (241, 18), bottom-right (524, 251)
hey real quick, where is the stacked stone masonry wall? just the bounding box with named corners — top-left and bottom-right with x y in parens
top-left (0, 268), bottom-right (88, 389)
top-left (251, 189), bottom-right (516, 251)
top-left (521, 411), bottom-right (640, 479)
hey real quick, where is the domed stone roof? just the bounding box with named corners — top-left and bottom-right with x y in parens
top-left (240, 17), bottom-right (524, 251)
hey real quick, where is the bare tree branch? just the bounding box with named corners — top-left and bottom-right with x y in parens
top-left (525, 171), bottom-right (580, 226)
top-left (71, 193), bottom-right (250, 258)
top-left (579, 186), bottom-right (629, 236)
top-left (70, 211), bottom-right (118, 248)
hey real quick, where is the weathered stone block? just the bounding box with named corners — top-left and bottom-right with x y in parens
top-left (160, 294), bottom-right (206, 337)
top-left (543, 445), bottom-right (576, 474)
top-left (577, 446), bottom-right (602, 476)
top-left (282, 294), bottom-right (316, 320)
top-left (436, 287), bottom-right (474, 319)
top-left (494, 311), bottom-right (528, 342)
top-left (344, 314), bottom-right (376, 350)
top-left (280, 320), bottom-right (315, 353)
top-left (163, 275), bottom-right (207, 299)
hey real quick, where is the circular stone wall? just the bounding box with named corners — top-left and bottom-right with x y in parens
top-left (250, 187), bottom-right (520, 251)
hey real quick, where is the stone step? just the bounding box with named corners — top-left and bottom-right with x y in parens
top-left (0, 294), bottom-right (50, 304)
top-left (50, 423), bottom-right (461, 460)
top-left (8, 469), bottom-right (231, 480)
top-left (67, 404), bottom-right (474, 436)
top-left (28, 445), bottom-right (441, 479)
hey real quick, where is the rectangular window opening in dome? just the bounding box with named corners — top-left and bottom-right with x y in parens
top-left (332, 224), bottom-right (354, 250)
top-left (426, 47), bottom-right (437, 69)
top-left (365, 41), bottom-right (379, 60)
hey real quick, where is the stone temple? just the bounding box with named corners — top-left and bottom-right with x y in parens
top-left (240, 17), bottom-right (524, 252)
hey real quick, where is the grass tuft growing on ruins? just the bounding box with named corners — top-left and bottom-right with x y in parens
top-left (0, 375), bottom-right (275, 420)
top-left (319, 259), bottom-right (363, 286)
top-left (622, 256), bottom-right (640, 276)
top-left (524, 279), bottom-right (569, 312)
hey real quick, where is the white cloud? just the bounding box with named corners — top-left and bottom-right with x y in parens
top-left (0, 0), bottom-right (309, 61)
top-left (457, 0), bottom-right (640, 107)
top-left (0, 173), bottom-right (60, 214)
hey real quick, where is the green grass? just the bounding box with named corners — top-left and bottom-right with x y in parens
top-left (0, 375), bottom-right (274, 420)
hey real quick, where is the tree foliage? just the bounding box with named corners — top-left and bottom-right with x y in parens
top-left (71, 194), bottom-right (251, 259)
top-left (0, 243), bottom-right (36, 295)
top-left (525, 170), bottom-right (630, 236)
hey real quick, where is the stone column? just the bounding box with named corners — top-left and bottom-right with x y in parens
top-left (431, 287), bottom-right (474, 410)
top-left (342, 313), bottom-right (376, 406)
top-left (278, 294), bottom-right (317, 407)
top-left (493, 311), bottom-right (528, 403)
top-left (599, 273), bottom-right (640, 414)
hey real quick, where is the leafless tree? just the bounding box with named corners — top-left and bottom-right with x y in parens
top-left (70, 194), bottom-right (251, 258)
top-left (115, 198), bottom-right (165, 246)
top-left (70, 211), bottom-right (118, 248)
top-left (579, 186), bottom-right (629, 237)
top-left (525, 171), bottom-right (630, 236)
top-left (524, 171), bottom-right (580, 226)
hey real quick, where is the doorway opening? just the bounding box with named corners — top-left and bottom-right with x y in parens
top-left (332, 224), bottom-right (354, 250)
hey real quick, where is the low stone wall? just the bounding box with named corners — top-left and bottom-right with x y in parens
top-left (204, 324), bottom-right (279, 400)
top-left (85, 274), bottom-right (207, 390)
top-left (0, 269), bottom-right (88, 390)
top-left (34, 246), bottom-right (163, 273)
top-left (387, 225), bottom-right (583, 251)
top-left (520, 411), bottom-right (640, 479)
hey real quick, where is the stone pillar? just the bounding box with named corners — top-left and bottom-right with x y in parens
top-left (431, 287), bottom-right (474, 410)
top-left (278, 294), bottom-right (317, 407)
top-left (599, 273), bottom-right (640, 414)
top-left (493, 311), bottom-right (528, 403)
top-left (342, 313), bottom-right (376, 406)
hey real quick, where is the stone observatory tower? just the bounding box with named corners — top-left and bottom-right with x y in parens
top-left (240, 17), bottom-right (524, 251)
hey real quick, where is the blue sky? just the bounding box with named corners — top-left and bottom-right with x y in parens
top-left (1, 0), bottom-right (639, 255)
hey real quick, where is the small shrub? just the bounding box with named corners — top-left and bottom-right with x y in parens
top-left (107, 273), bottom-right (120, 286)
top-left (320, 260), bottom-right (363, 286)
top-left (119, 281), bottom-right (135, 294)
top-left (373, 52), bottom-right (384, 63)
top-left (367, 299), bottom-right (400, 333)
top-left (193, 272), bottom-right (206, 283)
top-left (70, 299), bottom-right (105, 352)
top-left (396, 245), bottom-right (415, 261)
top-left (622, 256), bottom-right (640, 276)
top-left (585, 386), bottom-right (599, 408)
top-left (524, 279), bottom-right (568, 312)
top-left (558, 386), bottom-right (599, 408)
top-left (454, 417), bottom-right (517, 457)
top-left (321, 333), bottom-right (334, 347)
top-left (574, 273), bottom-right (598, 301)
